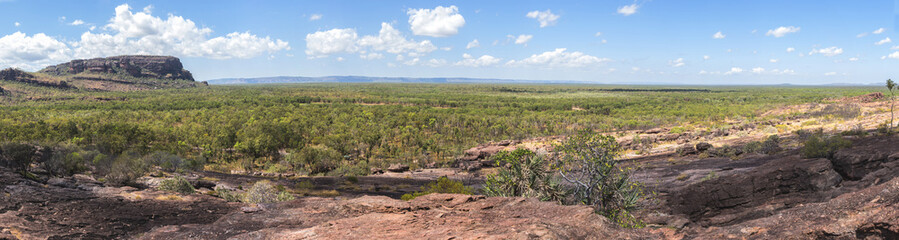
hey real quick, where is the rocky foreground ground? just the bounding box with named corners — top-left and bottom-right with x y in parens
top-left (2, 135), bottom-right (898, 239)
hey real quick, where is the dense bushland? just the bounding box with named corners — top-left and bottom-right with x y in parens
top-left (0, 84), bottom-right (877, 175)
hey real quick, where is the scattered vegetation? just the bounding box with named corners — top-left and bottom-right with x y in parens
top-left (800, 133), bottom-right (851, 159)
top-left (157, 176), bottom-right (196, 194)
top-left (244, 181), bottom-right (292, 204)
top-left (401, 176), bottom-right (472, 200)
top-left (743, 135), bottom-right (782, 155)
top-left (483, 149), bottom-right (565, 201)
top-left (484, 130), bottom-right (647, 228)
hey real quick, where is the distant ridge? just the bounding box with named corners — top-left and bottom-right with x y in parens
top-left (206, 76), bottom-right (555, 85)
top-left (207, 76), bottom-right (880, 86)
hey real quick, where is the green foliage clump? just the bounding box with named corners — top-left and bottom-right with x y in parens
top-left (801, 134), bottom-right (851, 159)
top-left (402, 176), bottom-right (473, 201)
top-left (708, 145), bottom-right (742, 159)
top-left (285, 145), bottom-right (342, 175)
top-left (243, 180), bottom-right (295, 204)
top-left (743, 135), bottom-right (782, 155)
top-left (1, 143), bottom-right (35, 174)
top-left (214, 187), bottom-right (243, 202)
top-left (483, 149), bottom-right (564, 201)
top-left (103, 152), bottom-right (148, 186)
top-left (554, 130), bottom-right (646, 228)
top-left (157, 176), bottom-right (196, 194)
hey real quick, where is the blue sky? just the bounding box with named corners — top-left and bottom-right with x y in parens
top-left (0, 0), bottom-right (897, 84)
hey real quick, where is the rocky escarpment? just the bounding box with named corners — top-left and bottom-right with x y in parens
top-left (0, 68), bottom-right (72, 89)
top-left (39, 55), bottom-right (194, 81)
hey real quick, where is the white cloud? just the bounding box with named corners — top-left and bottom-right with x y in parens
top-left (595, 32), bottom-right (602, 37)
top-left (751, 67), bottom-right (765, 73)
top-left (0, 32), bottom-right (71, 70)
top-left (526, 9), bottom-right (560, 28)
top-left (13, 22), bottom-right (19, 27)
top-left (309, 14), bottom-right (322, 21)
top-left (892, 46), bottom-right (899, 50)
top-left (766, 26), bottom-right (800, 37)
top-left (359, 22), bottom-right (437, 54)
top-left (617, 4), bottom-right (639, 16)
top-left (769, 59), bottom-right (778, 63)
top-left (786, 47), bottom-right (795, 53)
top-left (857, 32), bottom-right (868, 38)
top-left (360, 52), bottom-right (383, 60)
top-left (455, 53), bottom-right (501, 67)
top-left (703, 55), bottom-right (710, 60)
top-left (336, 57), bottom-right (344, 62)
top-left (601, 39), bottom-right (607, 44)
top-left (305, 28), bottom-right (358, 58)
top-left (772, 69), bottom-right (795, 75)
top-left (668, 58), bottom-right (685, 67)
top-left (512, 34), bottom-right (533, 45)
top-left (407, 5), bottom-right (465, 37)
top-left (70, 19), bottom-right (85, 26)
top-left (873, 28), bottom-right (885, 34)
top-left (823, 72), bottom-right (837, 76)
top-left (889, 51), bottom-right (899, 59)
top-left (808, 46), bottom-right (844, 57)
top-left (848, 57), bottom-right (859, 61)
top-left (466, 39), bottom-right (479, 49)
top-left (725, 67), bottom-right (743, 75)
top-left (507, 48), bottom-right (609, 68)
top-left (74, 4), bottom-right (289, 60)
top-left (712, 31), bottom-right (725, 39)
top-left (876, 37), bottom-right (892, 45)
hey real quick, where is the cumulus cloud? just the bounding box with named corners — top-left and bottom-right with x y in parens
top-left (769, 59), bottom-right (778, 63)
top-left (595, 32), bottom-right (602, 37)
top-left (407, 5), bottom-right (465, 37)
top-left (512, 34), bottom-right (533, 45)
top-left (712, 31), bottom-right (725, 39)
top-left (703, 55), bottom-right (710, 60)
top-left (359, 52), bottom-right (384, 60)
top-left (305, 28), bottom-right (359, 58)
top-left (766, 26), bottom-right (800, 37)
top-left (14, 22), bottom-right (20, 27)
top-left (668, 58), bottom-right (685, 67)
top-left (889, 51), bottom-right (899, 59)
top-left (69, 19), bottom-right (85, 26)
top-left (526, 10), bottom-right (559, 27)
top-left (873, 28), bottom-right (885, 34)
top-left (724, 67), bottom-right (743, 75)
top-left (751, 67), bottom-right (765, 74)
top-left (309, 14), bottom-right (322, 21)
top-left (824, 72), bottom-right (837, 76)
top-left (359, 22), bottom-right (437, 54)
top-left (73, 4), bottom-right (289, 60)
top-left (466, 39), bottom-right (479, 49)
top-left (876, 37), bottom-right (892, 45)
top-left (306, 22), bottom-right (437, 59)
top-left (786, 47), bottom-right (795, 53)
top-left (848, 57), bottom-right (859, 61)
top-left (0, 32), bottom-right (71, 70)
top-left (506, 48), bottom-right (609, 68)
top-left (808, 46), bottom-right (843, 57)
top-left (617, 4), bottom-right (639, 16)
top-left (455, 53), bottom-right (500, 67)
top-left (892, 46), bottom-right (899, 50)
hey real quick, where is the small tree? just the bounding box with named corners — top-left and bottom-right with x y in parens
top-left (553, 129), bottom-right (647, 228)
top-left (887, 79), bottom-right (896, 132)
top-left (483, 149), bottom-right (565, 202)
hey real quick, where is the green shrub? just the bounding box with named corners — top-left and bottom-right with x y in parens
top-left (143, 151), bottom-right (185, 172)
top-left (285, 145), bottom-right (342, 175)
top-left (554, 130), bottom-right (646, 228)
top-left (1, 143), bottom-right (35, 174)
top-left (402, 176), bottom-right (472, 201)
top-left (214, 187), bottom-right (243, 202)
top-left (760, 135), bottom-right (782, 154)
top-left (708, 145), bottom-right (742, 159)
top-left (157, 176), bottom-right (196, 194)
top-left (483, 149), bottom-right (565, 201)
top-left (104, 152), bottom-right (148, 186)
top-left (801, 135), bottom-right (851, 159)
top-left (277, 191), bottom-right (295, 201)
top-left (244, 181), bottom-right (279, 204)
top-left (669, 127), bottom-right (686, 134)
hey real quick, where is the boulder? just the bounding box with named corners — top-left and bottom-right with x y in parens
top-left (387, 164), bottom-right (409, 173)
top-left (695, 142), bottom-right (713, 152)
top-left (677, 144), bottom-right (697, 156)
